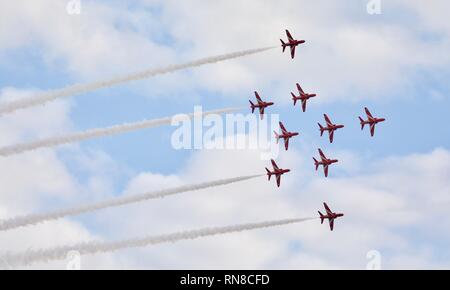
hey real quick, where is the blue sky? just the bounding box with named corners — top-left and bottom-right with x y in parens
top-left (0, 0), bottom-right (449, 269)
top-left (2, 44), bottom-right (448, 174)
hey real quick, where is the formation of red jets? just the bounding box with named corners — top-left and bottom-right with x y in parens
top-left (265, 159), bottom-right (291, 188)
top-left (313, 148), bottom-right (338, 178)
top-left (280, 29), bottom-right (305, 59)
top-left (249, 91), bottom-right (274, 120)
top-left (248, 30), bottom-right (386, 231)
top-left (359, 107), bottom-right (386, 137)
top-left (319, 203), bottom-right (344, 231)
top-left (274, 122), bottom-right (299, 151)
top-left (292, 83), bottom-right (316, 112)
top-left (318, 114), bottom-right (345, 144)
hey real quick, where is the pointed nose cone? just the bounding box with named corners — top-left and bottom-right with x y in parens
top-left (300, 40), bottom-right (306, 44)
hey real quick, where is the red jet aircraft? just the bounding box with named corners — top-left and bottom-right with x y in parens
top-left (313, 148), bottom-right (338, 178)
top-left (274, 122), bottom-right (299, 151)
top-left (265, 159), bottom-right (290, 187)
top-left (318, 114), bottom-right (344, 143)
top-left (318, 202), bottom-right (344, 231)
top-left (249, 91), bottom-right (274, 120)
top-left (291, 83), bottom-right (316, 112)
top-left (280, 30), bottom-right (305, 59)
top-left (359, 107), bottom-right (385, 137)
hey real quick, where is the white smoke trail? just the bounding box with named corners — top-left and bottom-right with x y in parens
top-left (0, 174), bottom-right (263, 231)
top-left (0, 107), bottom-right (240, 156)
top-left (0, 46), bottom-right (275, 115)
top-left (0, 217), bottom-right (315, 268)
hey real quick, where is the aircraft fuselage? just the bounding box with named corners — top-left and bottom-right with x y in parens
top-left (274, 168), bottom-right (290, 175)
top-left (325, 124), bottom-right (344, 131)
top-left (280, 132), bottom-right (299, 139)
top-left (324, 213), bottom-right (344, 219)
top-left (254, 102), bottom-right (274, 108)
top-left (319, 159), bottom-right (338, 166)
top-left (285, 40), bottom-right (305, 47)
top-left (362, 118), bottom-right (385, 124)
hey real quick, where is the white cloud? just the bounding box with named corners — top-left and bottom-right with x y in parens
top-left (0, 88), bottom-right (73, 144)
top-left (0, 0), bottom-right (449, 270)
top-left (77, 145), bottom-right (450, 269)
top-left (0, 0), bottom-right (175, 78)
top-left (0, 93), bottom-right (448, 268)
top-left (1, 0), bottom-right (449, 103)
top-left (151, 0), bottom-right (450, 101)
top-left (0, 88), bottom-right (123, 269)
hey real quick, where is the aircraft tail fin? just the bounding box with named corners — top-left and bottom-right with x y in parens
top-left (280, 39), bottom-right (286, 52)
top-left (291, 92), bottom-right (297, 106)
top-left (359, 116), bottom-right (365, 130)
top-left (318, 123), bottom-right (325, 136)
top-left (265, 168), bottom-right (272, 180)
top-left (313, 157), bottom-right (319, 171)
top-left (249, 100), bottom-right (255, 113)
top-left (318, 211), bottom-right (325, 224)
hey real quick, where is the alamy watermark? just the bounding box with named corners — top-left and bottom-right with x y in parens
top-left (366, 250), bottom-right (382, 270)
top-left (66, 250), bottom-right (81, 270)
top-left (171, 106), bottom-right (280, 160)
top-left (367, 0), bottom-right (382, 15)
top-left (66, 0), bottom-right (82, 15)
